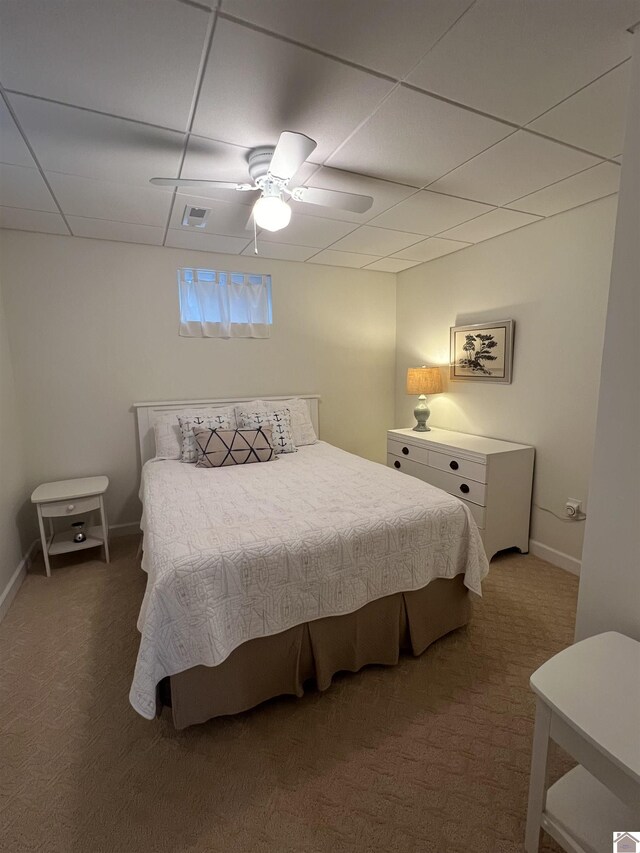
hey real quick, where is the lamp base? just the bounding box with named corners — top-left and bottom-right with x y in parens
top-left (413, 396), bottom-right (431, 431)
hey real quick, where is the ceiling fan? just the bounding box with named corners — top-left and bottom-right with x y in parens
top-left (150, 131), bottom-right (373, 233)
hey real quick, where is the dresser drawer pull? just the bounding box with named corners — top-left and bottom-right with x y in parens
top-left (449, 460), bottom-right (459, 470)
top-left (402, 447), bottom-right (409, 455)
top-left (394, 460), bottom-right (401, 469)
top-left (459, 484), bottom-right (470, 494)
top-left (67, 504), bottom-right (75, 511)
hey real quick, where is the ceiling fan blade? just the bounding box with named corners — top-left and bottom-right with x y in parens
top-left (291, 186), bottom-right (373, 214)
top-left (267, 132), bottom-right (317, 182)
top-left (149, 178), bottom-right (255, 191)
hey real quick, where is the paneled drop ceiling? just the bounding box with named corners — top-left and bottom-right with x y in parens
top-left (0, 0), bottom-right (638, 270)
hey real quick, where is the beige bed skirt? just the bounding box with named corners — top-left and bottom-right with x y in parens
top-left (159, 574), bottom-right (471, 729)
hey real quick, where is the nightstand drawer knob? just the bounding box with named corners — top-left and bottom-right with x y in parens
top-left (459, 484), bottom-right (470, 494)
top-left (67, 504), bottom-right (75, 511)
top-left (449, 460), bottom-right (459, 470)
top-left (394, 460), bottom-right (401, 469)
top-left (402, 447), bottom-right (409, 455)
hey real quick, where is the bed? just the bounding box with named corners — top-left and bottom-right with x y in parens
top-left (130, 396), bottom-right (489, 728)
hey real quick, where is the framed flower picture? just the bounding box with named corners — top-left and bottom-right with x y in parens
top-left (450, 319), bottom-right (514, 383)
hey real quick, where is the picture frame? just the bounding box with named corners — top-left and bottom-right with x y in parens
top-left (450, 319), bottom-right (515, 383)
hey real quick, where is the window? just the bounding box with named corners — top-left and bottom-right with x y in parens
top-left (178, 267), bottom-right (272, 339)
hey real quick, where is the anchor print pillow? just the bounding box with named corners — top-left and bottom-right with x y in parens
top-left (177, 407), bottom-right (237, 462)
top-left (235, 407), bottom-right (297, 455)
top-left (154, 406), bottom-right (236, 460)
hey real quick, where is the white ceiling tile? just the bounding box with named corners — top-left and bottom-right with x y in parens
top-left (242, 242), bottom-right (317, 262)
top-left (0, 206), bottom-right (68, 235)
top-left (164, 229), bottom-right (250, 254)
top-left (330, 225), bottom-right (423, 255)
top-left (0, 164), bottom-right (57, 212)
top-left (8, 95), bottom-right (185, 186)
top-left (369, 190), bottom-right (493, 236)
top-left (327, 87), bottom-right (513, 186)
top-left (440, 208), bottom-right (541, 244)
top-left (528, 63), bottom-right (631, 159)
top-left (0, 99), bottom-right (34, 167)
top-left (364, 257), bottom-right (421, 273)
top-left (307, 249), bottom-right (381, 268)
top-left (506, 162), bottom-right (621, 217)
top-left (428, 131), bottom-right (601, 206)
top-left (47, 172), bottom-right (172, 226)
top-left (178, 136), bottom-right (256, 204)
top-left (67, 217), bottom-right (164, 245)
top-left (407, 0), bottom-right (640, 124)
top-left (392, 237), bottom-right (470, 263)
top-left (259, 211), bottom-right (357, 248)
top-left (170, 196), bottom-right (255, 238)
top-left (0, 0), bottom-right (210, 131)
top-left (193, 19), bottom-right (394, 161)
top-left (289, 166), bottom-right (418, 224)
top-left (221, 0), bottom-right (474, 79)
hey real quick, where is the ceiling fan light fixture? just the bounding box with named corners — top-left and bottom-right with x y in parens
top-left (252, 195), bottom-right (291, 232)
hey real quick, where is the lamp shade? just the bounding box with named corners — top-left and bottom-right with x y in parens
top-left (406, 366), bottom-right (443, 395)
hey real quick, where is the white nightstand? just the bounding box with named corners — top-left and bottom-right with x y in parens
top-left (387, 427), bottom-right (535, 561)
top-left (31, 476), bottom-right (110, 577)
top-left (525, 632), bottom-right (640, 852)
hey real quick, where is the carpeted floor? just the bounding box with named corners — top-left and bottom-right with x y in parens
top-left (0, 536), bottom-right (578, 853)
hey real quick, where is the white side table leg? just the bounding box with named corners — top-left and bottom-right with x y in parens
top-left (99, 495), bottom-right (110, 564)
top-left (525, 698), bottom-right (552, 852)
top-left (36, 504), bottom-right (51, 578)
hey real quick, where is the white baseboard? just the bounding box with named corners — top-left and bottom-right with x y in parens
top-left (0, 521), bottom-right (141, 624)
top-left (0, 539), bottom-right (39, 623)
top-left (529, 539), bottom-right (581, 576)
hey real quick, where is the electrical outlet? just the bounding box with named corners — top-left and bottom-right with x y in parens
top-left (565, 498), bottom-right (582, 519)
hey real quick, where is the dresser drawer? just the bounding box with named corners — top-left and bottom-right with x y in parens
top-left (460, 499), bottom-right (486, 529)
top-left (387, 453), bottom-right (428, 480)
top-left (420, 466), bottom-right (487, 506)
top-left (428, 449), bottom-right (487, 484)
top-left (39, 495), bottom-right (101, 518)
top-left (387, 438), bottom-right (430, 466)
top-left (388, 454), bottom-right (487, 507)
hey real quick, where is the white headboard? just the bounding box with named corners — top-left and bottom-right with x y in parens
top-left (133, 395), bottom-right (320, 465)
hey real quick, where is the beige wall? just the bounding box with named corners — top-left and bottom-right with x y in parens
top-left (0, 191), bottom-right (619, 590)
top-left (0, 230), bottom-right (396, 530)
top-left (395, 195), bottom-right (618, 566)
top-left (576, 33), bottom-right (640, 641)
top-left (0, 268), bottom-right (29, 603)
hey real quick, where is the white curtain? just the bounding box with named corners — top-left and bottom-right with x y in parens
top-left (178, 268), bottom-right (272, 338)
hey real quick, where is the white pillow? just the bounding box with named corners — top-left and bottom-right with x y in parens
top-left (236, 407), bottom-right (297, 454)
top-left (152, 407), bottom-right (237, 460)
top-left (153, 413), bottom-right (183, 460)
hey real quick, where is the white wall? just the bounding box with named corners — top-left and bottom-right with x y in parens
top-left (0, 268), bottom-right (29, 612)
top-left (395, 195), bottom-right (618, 567)
top-left (0, 231), bottom-right (396, 529)
top-left (575, 33), bottom-right (640, 641)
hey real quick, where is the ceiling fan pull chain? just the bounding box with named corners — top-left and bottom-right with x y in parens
top-left (253, 215), bottom-right (258, 255)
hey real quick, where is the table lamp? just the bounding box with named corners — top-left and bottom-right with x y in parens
top-left (406, 366), bottom-right (443, 431)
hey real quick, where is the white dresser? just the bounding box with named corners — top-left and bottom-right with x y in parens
top-left (387, 427), bottom-right (535, 561)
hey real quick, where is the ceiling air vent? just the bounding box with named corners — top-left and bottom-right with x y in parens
top-left (182, 205), bottom-right (210, 228)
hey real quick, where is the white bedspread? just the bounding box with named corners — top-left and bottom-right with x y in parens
top-left (130, 442), bottom-right (489, 719)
